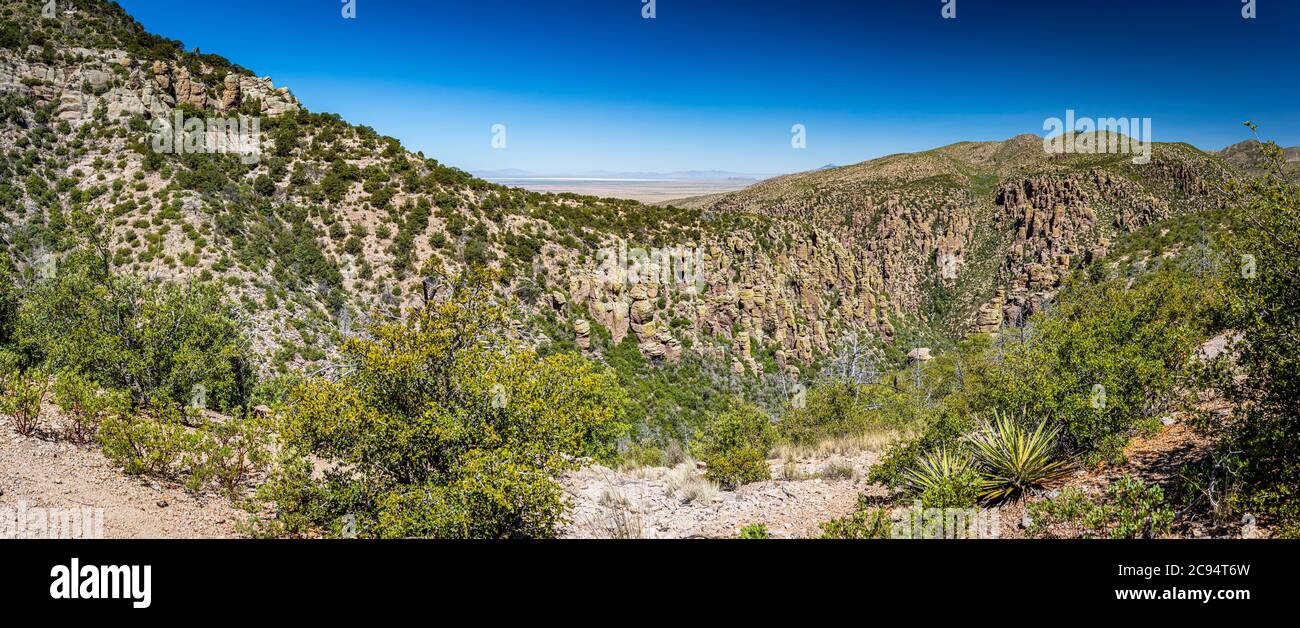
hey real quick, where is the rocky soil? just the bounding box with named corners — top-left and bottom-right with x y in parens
top-left (561, 450), bottom-right (884, 539)
top-left (1, 405), bottom-right (1260, 540)
top-left (0, 414), bottom-right (244, 539)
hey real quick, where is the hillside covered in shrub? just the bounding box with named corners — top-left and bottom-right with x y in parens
top-left (1, 0), bottom-right (1297, 538)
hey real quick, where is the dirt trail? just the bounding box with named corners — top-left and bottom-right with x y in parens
top-left (0, 416), bottom-right (244, 539)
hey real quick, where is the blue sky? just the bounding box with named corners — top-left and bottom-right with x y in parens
top-left (116, 0), bottom-right (1300, 175)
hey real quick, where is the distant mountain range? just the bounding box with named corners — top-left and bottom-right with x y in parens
top-left (473, 169), bottom-right (769, 181)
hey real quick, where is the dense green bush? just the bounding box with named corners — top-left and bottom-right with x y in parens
top-left (261, 267), bottom-right (627, 538)
top-left (15, 250), bottom-right (254, 414)
top-left (983, 268), bottom-right (1211, 464)
top-left (1200, 135), bottom-right (1300, 533)
top-left (0, 22), bottom-right (22, 50)
top-left (98, 400), bottom-right (199, 477)
top-left (693, 401), bottom-right (775, 489)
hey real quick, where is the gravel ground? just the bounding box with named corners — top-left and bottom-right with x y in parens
top-left (561, 451), bottom-right (887, 538)
top-left (0, 414), bottom-right (245, 539)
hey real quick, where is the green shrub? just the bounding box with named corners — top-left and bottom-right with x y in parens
top-left (693, 401), bottom-right (775, 489)
top-left (1103, 476), bottom-right (1177, 539)
top-left (262, 267), bottom-right (627, 538)
top-left (967, 411), bottom-right (1072, 501)
top-left (16, 251), bottom-right (253, 414)
top-left (1, 369), bottom-right (48, 437)
top-left (870, 410), bottom-right (974, 490)
top-left (984, 269), bottom-right (1210, 463)
top-left (819, 496), bottom-right (893, 539)
top-left (98, 405), bottom-right (199, 477)
top-left (1025, 488), bottom-right (1091, 537)
top-left (1028, 476), bottom-right (1174, 539)
top-left (53, 369), bottom-right (127, 444)
top-left (0, 22), bottom-right (21, 50)
top-left (185, 415), bottom-right (274, 496)
top-left (738, 523), bottom-right (770, 539)
top-left (1201, 134), bottom-right (1300, 533)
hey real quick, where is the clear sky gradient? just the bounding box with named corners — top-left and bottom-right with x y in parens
top-left (115, 0), bottom-right (1300, 175)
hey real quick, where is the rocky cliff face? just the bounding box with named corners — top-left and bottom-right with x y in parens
top-left (539, 137), bottom-right (1232, 374)
top-left (0, 47), bottom-right (299, 125)
top-left (556, 223), bottom-right (896, 376)
top-left (676, 140), bottom-right (1233, 349)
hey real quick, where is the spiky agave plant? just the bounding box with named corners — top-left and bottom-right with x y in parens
top-left (968, 411), bottom-right (1074, 501)
top-left (902, 447), bottom-right (977, 496)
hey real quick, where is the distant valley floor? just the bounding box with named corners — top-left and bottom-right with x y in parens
top-left (483, 178), bottom-right (757, 204)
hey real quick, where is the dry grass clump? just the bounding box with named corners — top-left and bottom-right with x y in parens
top-left (772, 430), bottom-right (900, 461)
top-left (665, 463), bottom-right (720, 504)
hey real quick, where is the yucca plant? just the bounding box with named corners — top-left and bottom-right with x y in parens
top-left (902, 447), bottom-right (977, 497)
top-left (968, 411), bottom-right (1073, 501)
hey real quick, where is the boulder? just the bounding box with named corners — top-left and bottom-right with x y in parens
top-left (906, 347), bottom-right (933, 364)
